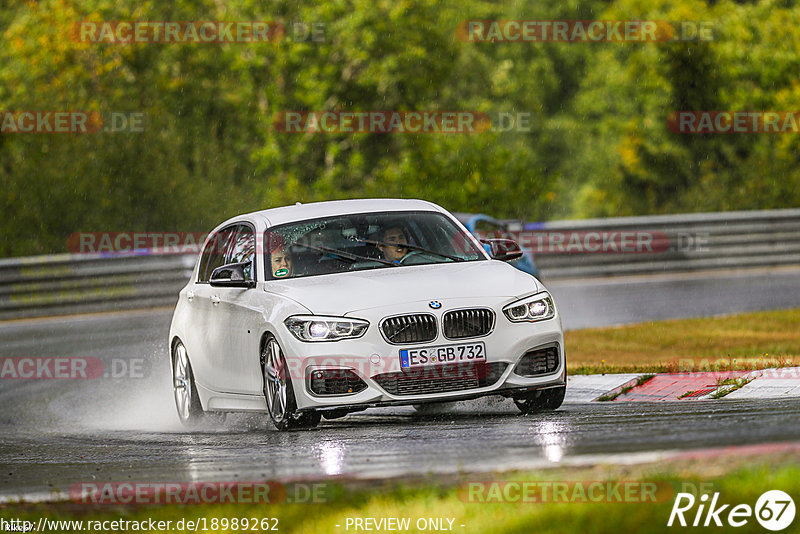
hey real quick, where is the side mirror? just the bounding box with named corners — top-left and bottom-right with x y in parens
top-left (480, 238), bottom-right (524, 262)
top-left (210, 262), bottom-right (255, 288)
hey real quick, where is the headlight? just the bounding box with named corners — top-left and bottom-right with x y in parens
top-left (284, 315), bottom-right (369, 342)
top-left (503, 294), bottom-right (555, 323)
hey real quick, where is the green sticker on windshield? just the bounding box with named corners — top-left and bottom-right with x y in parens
top-left (274, 268), bottom-right (289, 278)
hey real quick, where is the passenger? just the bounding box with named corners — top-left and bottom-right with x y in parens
top-left (266, 233), bottom-right (293, 278)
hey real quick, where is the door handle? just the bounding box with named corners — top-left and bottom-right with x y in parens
top-left (187, 291), bottom-right (194, 302)
top-left (211, 295), bottom-right (220, 305)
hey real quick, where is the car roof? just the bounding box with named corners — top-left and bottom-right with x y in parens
top-left (222, 198), bottom-right (447, 228)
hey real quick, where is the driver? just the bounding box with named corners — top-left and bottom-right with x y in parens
top-left (377, 226), bottom-right (416, 264)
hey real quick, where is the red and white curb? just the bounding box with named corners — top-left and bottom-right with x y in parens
top-left (564, 374), bottom-right (641, 403)
top-left (566, 367), bottom-right (800, 402)
top-left (724, 367), bottom-right (800, 399)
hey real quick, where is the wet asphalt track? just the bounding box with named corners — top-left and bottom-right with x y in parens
top-left (1, 267), bottom-right (800, 501)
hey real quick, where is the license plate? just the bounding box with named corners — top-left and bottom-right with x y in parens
top-left (400, 342), bottom-right (486, 369)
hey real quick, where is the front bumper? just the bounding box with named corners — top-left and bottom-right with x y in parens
top-left (279, 296), bottom-right (566, 411)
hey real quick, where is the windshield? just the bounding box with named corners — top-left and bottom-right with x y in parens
top-left (264, 210), bottom-right (485, 279)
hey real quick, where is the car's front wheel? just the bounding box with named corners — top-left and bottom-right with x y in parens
top-left (262, 335), bottom-right (320, 431)
top-left (514, 386), bottom-right (566, 414)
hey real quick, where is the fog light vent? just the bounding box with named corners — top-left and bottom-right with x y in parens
top-left (307, 368), bottom-right (367, 396)
top-left (513, 344), bottom-right (559, 377)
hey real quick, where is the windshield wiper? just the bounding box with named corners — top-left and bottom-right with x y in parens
top-left (291, 242), bottom-right (397, 267)
top-left (354, 238), bottom-right (463, 262)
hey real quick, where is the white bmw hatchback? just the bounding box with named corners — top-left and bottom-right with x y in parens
top-left (169, 199), bottom-right (566, 430)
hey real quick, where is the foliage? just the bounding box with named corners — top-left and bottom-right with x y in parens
top-left (1, 0), bottom-right (798, 256)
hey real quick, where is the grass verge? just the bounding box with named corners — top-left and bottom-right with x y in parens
top-left (566, 308), bottom-right (800, 374)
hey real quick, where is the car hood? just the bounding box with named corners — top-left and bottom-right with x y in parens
top-left (263, 261), bottom-right (542, 315)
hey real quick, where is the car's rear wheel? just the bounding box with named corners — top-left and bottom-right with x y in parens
top-left (514, 386), bottom-right (566, 414)
top-left (172, 342), bottom-right (226, 426)
top-left (173, 341), bottom-right (205, 426)
top-left (262, 335), bottom-right (320, 431)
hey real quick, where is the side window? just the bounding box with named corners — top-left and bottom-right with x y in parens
top-left (229, 225), bottom-right (256, 281)
top-left (197, 226), bottom-right (237, 282)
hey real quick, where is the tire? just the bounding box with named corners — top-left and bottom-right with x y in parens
top-left (262, 335), bottom-right (320, 431)
top-left (514, 386), bottom-right (566, 414)
top-left (172, 341), bottom-right (205, 426)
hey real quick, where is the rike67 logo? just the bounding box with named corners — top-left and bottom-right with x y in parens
top-left (668, 490), bottom-right (795, 530)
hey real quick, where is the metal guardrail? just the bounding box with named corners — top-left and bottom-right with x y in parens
top-left (530, 208), bottom-right (800, 278)
top-left (0, 253), bottom-right (196, 320)
top-left (0, 208), bottom-right (798, 320)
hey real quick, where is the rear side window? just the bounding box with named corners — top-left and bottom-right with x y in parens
top-left (197, 225), bottom-right (237, 282)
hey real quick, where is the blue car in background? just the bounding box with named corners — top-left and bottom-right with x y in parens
top-left (454, 213), bottom-right (541, 280)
